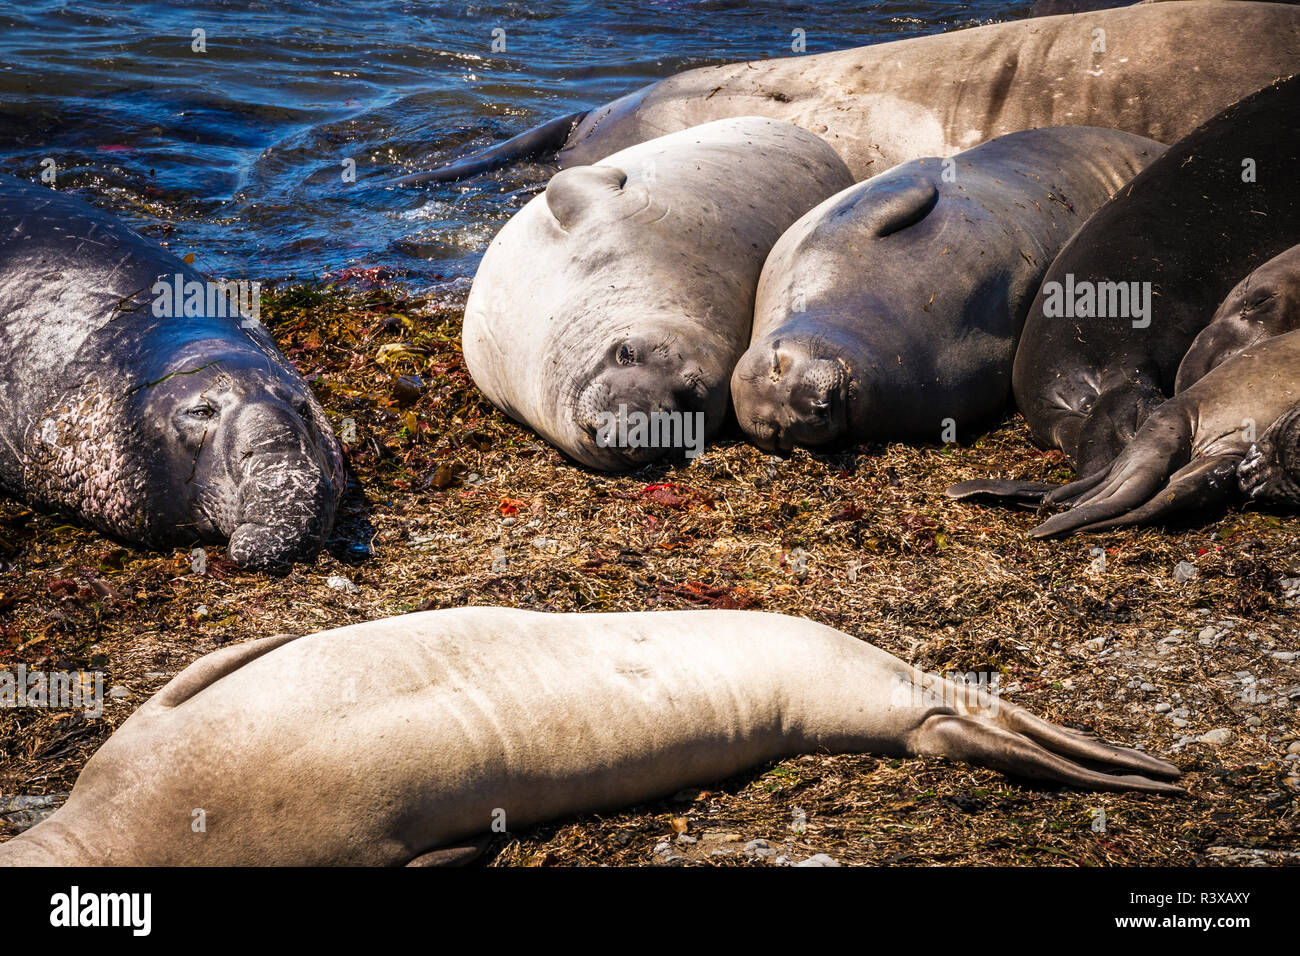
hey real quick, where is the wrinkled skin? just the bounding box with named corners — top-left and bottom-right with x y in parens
top-left (462, 117), bottom-right (853, 470)
top-left (414, 2), bottom-right (1300, 185)
top-left (731, 127), bottom-right (1163, 452)
top-left (1175, 244), bottom-right (1300, 392)
top-left (1018, 330), bottom-right (1300, 537)
top-left (0, 607), bottom-right (1181, 866)
top-left (0, 176), bottom-right (343, 570)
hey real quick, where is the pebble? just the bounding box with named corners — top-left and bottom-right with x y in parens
top-left (108, 685), bottom-right (130, 700)
top-left (1154, 702), bottom-right (1171, 714)
top-left (794, 854), bottom-right (841, 867)
top-left (676, 834), bottom-right (697, 845)
top-left (1287, 741), bottom-right (1300, 755)
top-left (1140, 682), bottom-right (1155, 692)
top-left (326, 576), bottom-right (358, 594)
top-left (1198, 728), bottom-right (1235, 747)
top-left (743, 839), bottom-right (777, 860)
top-left (1272, 651), bottom-right (1299, 661)
top-left (1246, 717), bottom-right (1262, 727)
top-left (1198, 626), bottom-right (1219, 642)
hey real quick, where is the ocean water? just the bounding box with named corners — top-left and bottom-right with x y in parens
top-left (0, 0), bottom-right (1032, 288)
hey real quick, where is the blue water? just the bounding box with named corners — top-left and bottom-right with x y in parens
top-left (0, 0), bottom-right (1031, 289)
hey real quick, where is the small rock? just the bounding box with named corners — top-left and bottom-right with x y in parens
top-left (1198, 728), bottom-right (1236, 747)
top-left (653, 841), bottom-right (671, 856)
top-left (108, 685), bottom-right (130, 700)
top-left (794, 853), bottom-right (841, 867)
top-left (1246, 717), bottom-right (1262, 727)
top-left (326, 576), bottom-right (358, 594)
top-left (1199, 626), bottom-right (1219, 642)
top-left (1287, 741), bottom-right (1300, 755)
top-left (500, 516), bottom-right (516, 527)
top-left (1272, 651), bottom-right (1299, 661)
top-left (1154, 702), bottom-right (1171, 714)
top-left (676, 834), bottom-right (697, 845)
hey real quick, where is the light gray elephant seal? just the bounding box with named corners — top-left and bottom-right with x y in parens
top-left (405, 1), bottom-right (1300, 184)
top-left (731, 127), bottom-right (1164, 452)
top-left (462, 117), bottom-right (853, 470)
top-left (0, 607), bottom-right (1181, 866)
top-left (1175, 243), bottom-right (1300, 391)
top-left (0, 176), bottom-right (344, 570)
top-left (1025, 329), bottom-right (1300, 536)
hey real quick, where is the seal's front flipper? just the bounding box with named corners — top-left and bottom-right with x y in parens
top-left (393, 110), bottom-right (589, 186)
top-left (912, 711), bottom-right (1184, 795)
top-left (945, 479), bottom-right (1058, 505)
top-left (406, 834), bottom-right (495, 867)
top-left (153, 632), bottom-right (302, 710)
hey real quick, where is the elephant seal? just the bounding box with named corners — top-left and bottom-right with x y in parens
top-left (948, 74), bottom-right (1300, 507)
top-left (0, 176), bottom-right (344, 570)
top-left (404, 1), bottom-right (1300, 184)
top-left (0, 607), bottom-right (1181, 865)
top-left (730, 127), bottom-right (1164, 452)
top-left (1024, 329), bottom-right (1300, 536)
top-left (462, 117), bottom-right (853, 470)
top-left (1175, 243), bottom-right (1300, 391)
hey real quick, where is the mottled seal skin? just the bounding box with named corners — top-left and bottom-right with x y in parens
top-left (0, 607), bottom-right (1181, 866)
top-left (1026, 330), bottom-right (1300, 537)
top-left (731, 127), bottom-right (1163, 453)
top-left (462, 117), bottom-right (853, 471)
top-left (1175, 244), bottom-right (1300, 392)
top-left (0, 176), bottom-right (344, 570)
top-left (411, 1), bottom-right (1300, 184)
top-left (948, 74), bottom-right (1300, 511)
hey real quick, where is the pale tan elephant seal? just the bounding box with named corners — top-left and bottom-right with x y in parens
top-left (404, 1), bottom-right (1300, 184)
top-left (0, 607), bottom-right (1181, 866)
top-left (462, 117), bottom-right (853, 470)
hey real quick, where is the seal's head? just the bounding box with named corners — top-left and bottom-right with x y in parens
top-left (29, 334), bottom-right (345, 572)
top-left (731, 330), bottom-right (857, 453)
top-left (566, 331), bottom-right (717, 469)
top-left (138, 341), bottom-right (345, 570)
top-left (1238, 401), bottom-right (1300, 505)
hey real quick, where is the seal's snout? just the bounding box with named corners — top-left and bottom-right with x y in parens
top-left (731, 341), bottom-right (849, 452)
top-left (571, 350), bottom-right (713, 468)
top-left (224, 395), bottom-right (341, 571)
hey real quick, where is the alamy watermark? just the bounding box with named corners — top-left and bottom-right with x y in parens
top-left (594, 404), bottom-right (705, 459)
top-left (150, 272), bottom-right (262, 327)
top-left (1, 666), bottom-right (104, 717)
top-left (1041, 273), bottom-right (1152, 328)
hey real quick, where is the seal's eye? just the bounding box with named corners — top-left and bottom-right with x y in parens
top-left (184, 405), bottom-right (217, 421)
top-left (616, 343), bottom-right (637, 366)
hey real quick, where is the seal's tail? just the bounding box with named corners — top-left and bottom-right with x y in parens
top-left (944, 478), bottom-right (1059, 506)
top-left (392, 110), bottom-right (589, 186)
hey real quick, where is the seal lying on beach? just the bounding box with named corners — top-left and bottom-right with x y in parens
top-left (462, 117), bottom-right (852, 470)
top-left (0, 176), bottom-right (344, 570)
top-left (1022, 329), bottom-right (1300, 537)
top-left (1175, 244), bottom-right (1300, 392)
top-left (730, 127), bottom-right (1163, 452)
top-left (403, 1), bottom-right (1300, 184)
top-left (0, 607), bottom-right (1182, 866)
top-left (948, 74), bottom-right (1300, 509)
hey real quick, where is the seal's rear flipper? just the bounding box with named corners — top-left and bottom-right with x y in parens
top-left (406, 834), bottom-right (494, 867)
top-left (1044, 454), bottom-right (1240, 536)
top-left (945, 479), bottom-right (1058, 505)
top-left (912, 711), bottom-right (1185, 795)
top-left (392, 111), bottom-right (589, 186)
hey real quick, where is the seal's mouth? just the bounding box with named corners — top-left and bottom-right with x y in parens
top-left (1237, 443), bottom-right (1268, 497)
top-left (571, 365), bottom-right (712, 469)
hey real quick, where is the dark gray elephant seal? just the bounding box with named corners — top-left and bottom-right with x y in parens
top-left (0, 176), bottom-right (344, 570)
top-left (730, 127), bottom-right (1163, 453)
top-left (405, 1), bottom-right (1300, 184)
top-left (1175, 243), bottom-right (1300, 391)
top-left (463, 117), bottom-right (853, 470)
top-left (0, 607), bottom-right (1181, 866)
top-left (949, 74), bottom-right (1300, 509)
top-left (1026, 329), bottom-right (1300, 536)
